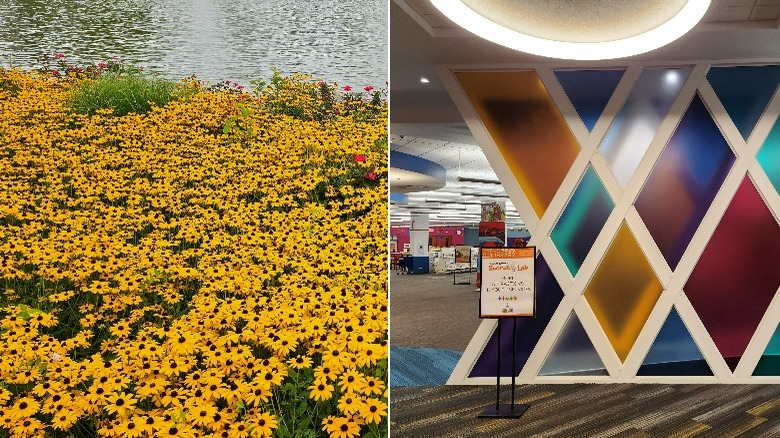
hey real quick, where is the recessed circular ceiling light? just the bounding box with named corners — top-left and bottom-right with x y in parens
top-left (430, 0), bottom-right (710, 60)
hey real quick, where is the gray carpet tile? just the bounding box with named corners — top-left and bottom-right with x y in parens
top-left (390, 385), bottom-right (780, 437)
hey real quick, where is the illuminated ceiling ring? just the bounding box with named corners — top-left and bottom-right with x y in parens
top-left (430, 0), bottom-right (711, 60)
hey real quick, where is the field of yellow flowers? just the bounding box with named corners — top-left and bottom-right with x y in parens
top-left (0, 66), bottom-right (387, 437)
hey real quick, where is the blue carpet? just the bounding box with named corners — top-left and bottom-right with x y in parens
top-left (390, 346), bottom-right (463, 387)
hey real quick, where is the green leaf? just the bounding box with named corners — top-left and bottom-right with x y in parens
top-left (296, 398), bottom-right (308, 416)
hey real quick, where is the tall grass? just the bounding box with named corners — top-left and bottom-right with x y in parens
top-left (69, 73), bottom-right (183, 116)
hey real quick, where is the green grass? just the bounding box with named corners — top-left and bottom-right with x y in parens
top-left (69, 73), bottom-right (184, 116)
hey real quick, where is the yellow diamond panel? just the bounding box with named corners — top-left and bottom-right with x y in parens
top-left (584, 222), bottom-right (664, 363)
top-left (456, 71), bottom-right (581, 218)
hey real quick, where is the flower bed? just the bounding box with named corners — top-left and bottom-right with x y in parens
top-left (0, 61), bottom-right (387, 437)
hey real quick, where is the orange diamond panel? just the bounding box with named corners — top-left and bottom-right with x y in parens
top-left (584, 222), bottom-right (664, 362)
top-left (456, 71), bottom-right (581, 218)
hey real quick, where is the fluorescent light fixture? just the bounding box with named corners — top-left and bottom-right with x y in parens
top-left (430, 0), bottom-right (710, 60)
top-left (420, 77), bottom-right (430, 83)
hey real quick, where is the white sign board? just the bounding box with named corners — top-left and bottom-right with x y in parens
top-left (480, 247), bottom-right (536, 318)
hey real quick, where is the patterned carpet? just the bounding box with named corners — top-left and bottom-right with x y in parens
top-left (390, 384), bottom-right (780, 437)
top-left (389, 346), bottom-right (463, 386)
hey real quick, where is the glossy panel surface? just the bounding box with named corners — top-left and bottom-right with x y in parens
top-left (539, 311), bottom-right (608, 376)
top-left (637, 308), bottom-right (712, 376)
top-left (707, 65), bottom-right (780, 141)
top-left (457, 71), bottom-right (581, 218)
top-left (551, 166), bottom-right (614, 277)
top-left (685, 177), bottom-right (780, 371)
top-left (599, 68), bottom-right (692, 187)
top-left (635, 94), bottom-right (735, 271)
top-left (754, 325), bottom-right (780, 376)
top-left (554, 69), bottom-right (625, 131)
top-left (756, 116), bottom-right (780, 194)
top-left (584, 222), bottom-right (664, 363)
top-left (469, 254), bottom-right (564, 377)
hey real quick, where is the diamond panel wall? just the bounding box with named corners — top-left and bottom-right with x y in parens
top-left (450, 63), bottom-right (780, 384)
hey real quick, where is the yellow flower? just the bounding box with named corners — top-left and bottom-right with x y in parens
top-left (248, 411), bottom-right (278, 438)
top-left (104, 392), bottom-right (137, 417)
top-left (50, 408), bottom-right (79, 430)
top-left (9, 396), bottom-right (40, 420)
top-left (336, 392), bottom-right (363, 416)
top-left (338, 369), bottom-right (366, 393)
top-left (308, 380), bottom-right (335, 402)
top-left (287, 355), bottom-right (312, 370)
top-left (361, 377), bottom-right (385, 396)
top-left (328, 417), bottom-right (361, 438)
top-left (358, 398), bottom-right (386, 424)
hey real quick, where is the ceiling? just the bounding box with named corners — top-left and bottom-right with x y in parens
top-left (389, 0), bottom-right (780, 227)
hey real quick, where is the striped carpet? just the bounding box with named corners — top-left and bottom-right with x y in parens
top-left (389, 346), bottom-right (463, 386)
top-left (390, 384), bottom-right (780, 437)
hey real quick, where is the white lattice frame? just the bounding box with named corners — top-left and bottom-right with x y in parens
top-left (441, 59), bottom-right (780, 385)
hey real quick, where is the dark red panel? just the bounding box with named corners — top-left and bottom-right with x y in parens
top-left (685, 177), bottom-right (780, 371)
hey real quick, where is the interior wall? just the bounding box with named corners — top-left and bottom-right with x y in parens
top-left (445, 61), bottom-right (780, 384)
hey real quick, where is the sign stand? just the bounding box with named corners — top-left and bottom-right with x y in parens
top-left (478, 318), bottom-right (529, 418)
top-left (477, 246), bottom-right (535, 420)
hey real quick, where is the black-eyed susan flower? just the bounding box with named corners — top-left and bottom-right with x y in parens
top-left (328, 417), bottom-right (361, 438)
top-left (336, 392), bottom-right (363, 416)
top-left (358, 398), bottom-right (386, 424)
top-left (361, 376), bottom-right (385, 396)
top-left (9, 396), bottom-right (40, 420)
top-left (338, 369), bottom-right (366, 394)
top-left (244, 411), bottom-right (276, 438)
top-left (104, 392), bottom-right (136, 417)
top-left (308, 380), bottom-right (335, 402)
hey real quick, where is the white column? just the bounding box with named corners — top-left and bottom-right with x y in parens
top-left (409, 213), bottom-right (429, 256)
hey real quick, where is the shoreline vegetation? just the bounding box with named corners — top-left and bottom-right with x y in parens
top-left (0, 55), bottom-right (388, 437)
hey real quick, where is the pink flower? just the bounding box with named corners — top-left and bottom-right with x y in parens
top-left (365, 172), bottom-right (377, 181)
top-left (364, 85), bottom-right (374, 92)
top-left (97, 62), bottom-right (107, 68)
top-left (54, 53), bottom-right (65, 59)
top-left (318, 81), bottom-right (325, 86)
top-left (354, 154), bottom-right (366, 163)
top-left (225, 80), bottom-right (231, 85)
top-left (343, 85), bottom-right (352, 92)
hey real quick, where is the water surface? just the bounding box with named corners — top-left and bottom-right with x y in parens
top-left (0, 0), bottom-right (387, 88)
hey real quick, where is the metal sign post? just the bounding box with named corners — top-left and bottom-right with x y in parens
top-left (477, 246), bottom-right (535, 419)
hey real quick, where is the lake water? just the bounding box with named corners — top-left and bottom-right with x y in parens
top-left (0, 0), bottom-right (387, 89)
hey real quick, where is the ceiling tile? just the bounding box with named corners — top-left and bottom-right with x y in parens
top-left (757, 0), bottom-right (780, 5)
top-left (750, 5), bottom-right (780, 19)
top-left (704, 6), bottom-right (753, 21)
top-left (714, 0), bottom-right (758, 6)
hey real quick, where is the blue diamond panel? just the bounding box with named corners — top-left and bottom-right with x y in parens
top-left (637, 308), bottom-right (712, 376)
top-left (707, 65), bottom-right (780, 141)
top-left (555, 69), bottom-right (625, 131)
top-left (469, 254), bottom-right (564, 377)
top-left (539, 311), bottom-right (608, 376)
top-left (635, 93), bottom-right (736, 271)
top-left (551, 165), bottom-right (614, 277)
